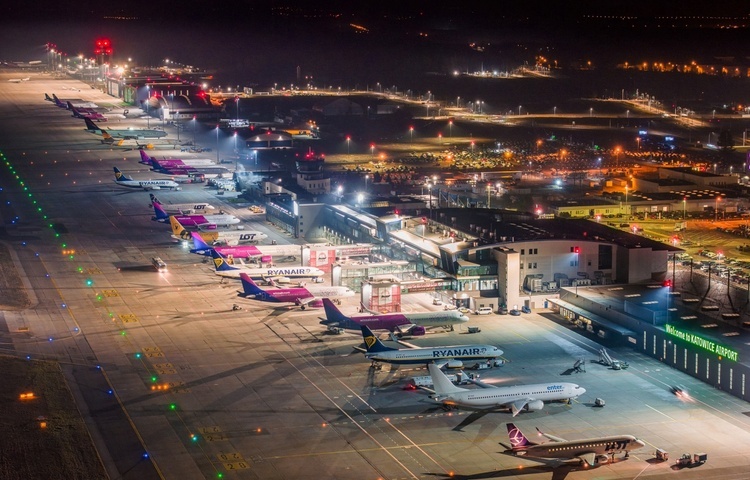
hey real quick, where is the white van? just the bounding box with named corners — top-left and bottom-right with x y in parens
top-left (476, 307), bottom-right (493, 315)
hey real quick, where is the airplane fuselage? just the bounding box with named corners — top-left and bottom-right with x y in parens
top-left (172, 214), bottom-right (240, 227)
top-left (442, 383), bottom-right (584, 409)
top-left (216, 266), bottom-right (326, 279)
top-left (516, 435), bottom-right (645, 463)
top-left (366, 344), bottom-right (503, 364)
top-left (116, 179), bottom-right (179, 190)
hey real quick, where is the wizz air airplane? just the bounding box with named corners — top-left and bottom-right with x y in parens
top-left (46, 93), bottom-right (98, 109)
top-left (84, 117), bottom-right (167, 139)
top-left (113, 167), bottom-right (179, 191)
top-left (210, 249), bottom-right (325, 279)
top-left (149, 194), bottom-right (214, 214)
top-left (190, 232), bottom-right (263, 257)
top-left (358, 325), bottom-right (502, 367)
top-left (322, 298), bottom-right (468, 336)
top-left (505, 422), bottom-right (646, 467)
top-left (427, 364), bottom-right (585, 415)
top-left (139, 150), bottom-right (216, 167)
top-left (68, 102), bottom-right (107, 121)
top-left (152, 203), bottom-right (239, 227)
top-left (239, 273), bottom-right (354, 309)
top-left (170, 217), bottom-right (266, 245)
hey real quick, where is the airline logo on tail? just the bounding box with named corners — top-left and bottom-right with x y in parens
top-left (507, 423), bottom-right (531, 449)
top-left (364, 333), bottom-right (378, 350)
top-left (170, 216), bottom-right (192, 240)
top-left (113, 167), bottom-right (131, 181)
top-left (213, 255), bottom-right (229, 270)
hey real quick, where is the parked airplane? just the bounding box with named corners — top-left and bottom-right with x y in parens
top-left (358, 325), bottom-right (502, 367)
top-left (169, 217), bottom-right (265, 245)
top-left (149, 194), bottom-right (214, 214)
top-left (8, 78), bottom-right (29, 83)
top-left (152, 203), bottom-right (239, 227)
top-left (113, 167), bottom-right (179, 191)
top-left (139, 150), bottom-right (216, 167)
top-left (427, 364), bottom-right (585, 415)
top-left (505, 422), bottom-right (646, 467)
top-left (68, 102), bottom-right (107, 121)
top-left (47, 93), bottom-right (98, 109)
top-left (322, 299), bottom-right (469, 336)
top-left (210, 249), bottom-right (325, 279)
top-left (239, 273), bottom-right (354, 309)
top-left (190, 231), bottom-right (263, 257)
top-left (84, 117), bottom-right (167, 139)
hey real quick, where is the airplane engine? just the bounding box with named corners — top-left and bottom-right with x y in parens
top-left (308, 299), bottom-right (324, 308)
top-left (411, 325), bottom-right (426, 336)
top-left (445, 359), bottom-right (463, 369)
top-left (594, 454), bottom-right (611, 466)
top-left (524, 400), bottom-right (545, 412)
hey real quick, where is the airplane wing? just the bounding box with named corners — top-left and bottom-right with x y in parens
top-left (511, 400), bottom-right (531, 417)
top-left (360, 302), bottom-right (380, 315)
top-left (388, 332), bottom-right (421, 349)
top-left (224, 238), bottom-right (239, 246)
top-left (535, 427), bottom-right (567, 443)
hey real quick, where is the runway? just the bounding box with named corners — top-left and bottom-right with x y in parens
top-left (1, 70), bottom-right (749, 479)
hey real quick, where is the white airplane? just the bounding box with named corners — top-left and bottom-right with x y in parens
top-left (210, 249), bottom-right (325, 279)
top-left (240, 273), bottom-right (354, 309)
top-left (149, 194), bottom-right (215, 214)
top-left (8, 78), bottom-right (29, 83)
top-left (427, 364), bottom-right (585, 415)
top-left (113, 167), bottom-right (179, 191)
top-left (170, 217), bottom-right (266, 246)
top-left (359, 325), bottom-right (503, 367)
top-left (506, 422), bottom-right (646, 467)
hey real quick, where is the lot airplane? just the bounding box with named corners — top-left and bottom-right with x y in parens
top-left (322, 299), bottom-right (469, 336)
top-left (152, 203), bottom-right (239, 227)
top-left (358, 325), bottom-right (502, 367)
top-left (190, 232), bottom-right (263, 257)
top-left (170, 217), bottom-right (265, 245)
top-left (505, 422), bottom-right (645, 467)
top-left (210, 249), bottom-right (324, 279)
top-left (427, 364), bottom-right (585, 415)
top-left (113, 167), bottom-right (179, 191)
top-left (149, 194), bottom-right (214, 214)
top-left (84, 117), bottom-right (167, 139)
top-left (239, 273), bottom-right (354, 309)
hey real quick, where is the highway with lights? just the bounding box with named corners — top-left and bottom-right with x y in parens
top-left (1, 72), bottom-right (750, 480)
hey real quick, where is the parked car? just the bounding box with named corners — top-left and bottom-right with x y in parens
top-left (458, 307), bottom-right (472, 314)
top-left (509, 309), bottom-right (521, 316)
top-left (521, 305), bottom-right (531, 314)
top-left (476, 307), bottom-right (493, 315)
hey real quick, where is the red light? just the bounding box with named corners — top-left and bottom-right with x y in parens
top-left (663, 279), bottom-right (672, 287)
top-left (574, 247), bottom-right (580, 254)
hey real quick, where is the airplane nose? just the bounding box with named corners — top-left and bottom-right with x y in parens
top-left (459, 315), bottom-right (470, 322)
top-left (636, 439), bottom-right (646, 448)
top-left (577, 386), bottom-right (586, 396)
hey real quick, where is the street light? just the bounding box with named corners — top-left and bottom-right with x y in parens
top-left (215, 125), bottom-right (220, 163)
top-left (715, 196), bottom-right (721, 222)
top-left (346, 136), bottom-right (351, 157)
top-left (624, 185), bottom-right (629, 217)
top-left (683, 197), bottom-right (687, 220)
top-left (553, 106), bottom-right (557, 115)
top-left (233, 131), bottom-right (237, 153)
top-left (636, 137), bottom-right (641, 150)
top-left (409, 126), bottom-right (414, 144)
top-left (370, 144), bottom-right (375, 159)
top-left (518, 105), bottom-right (522, 116)
top-left (192, 116), bottom-right (196, 145)
top-left (145, 86), bottom-right (150, 128)
top-left (176, 111), bottom-right (180, 142)
top-left (438, 133), bottom-right (442, 144)
top-left (365, 174), bottom-right (369, 192)
top-left (448, 120), bottom-right (453, 138)
top-left (589, 107), bottom-right (593, 117)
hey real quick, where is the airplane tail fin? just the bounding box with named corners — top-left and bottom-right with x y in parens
top-left (320, 299), bottom-right (361, 330)
top-left (428, 364), bottom-right (467, 395)
top-left (506, 423), bottom-right (535, 449)
top-left (52, 94), bottom-right (63, 106)
top-left (84, 117), bottom-right (101, 132)
top-left (149, 193), bottom-right (161, 205)
top-left (239, 273), bottom-right (265, 296)
top-left (113, 167), bottom-right (133, 182)
top-left (170, 216), bottom-right (191, 241)
top-left (189, 231), bottom-right (212, 254)
top-left (139, 149), bottom-right (154, 165)
top-left (152, 203), bottom-right (170, 222)
top-left (66, 101), bottom-right (75, 111)
top-left (101, 131), bottom-right (115, 144)
top-left (44, 93), bottom-right (52, 101)
top-left (210, 249), bottom-right (238, 272)
top-left (360, 325), bottom-right (396, 353)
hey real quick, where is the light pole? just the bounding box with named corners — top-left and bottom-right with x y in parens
top-left (683, 197), bottom-right (687, 220)
top-left (176, 111), bottom-right (180, 142)
top-left (233, 131), bottom-right (237, 153)
top-left (589, 107), bottom-right (593, 117)
top-left (365, 174), bottom-right (369, 192)
top-left (456, 96), bottom-right (460, 108)
top-left (715, 196), bottom-right (720, 222)
top-left (370, 144), bottom-right (375, 159)
top-left (427, 182), bottom-right (432, 218)
top-left (409, 126), bottom-right (414, 145)
top-left (518, 105), bottom-right (522, 116)
top-left (553, 106), bottom-right (557, 115)
top-left (448, 120), bottom-right (453, 138)
top-left (215, 125), bottom-right (220, 163)
top-left (624, 185), bottom-right (629, 217)
top-left (487, 183), bottom-right (491, 208)
top-left (192, 116), bottom-right (196, 145)
top-left (145, 86), bottom-right (150, 128)
top-left (438, 133), bottom-right (442, 144)
top-left (636, 137), bottom-right (641, 150)
top-left (346, 136), bottom-right (350, 157)
top-left (337, 185), bottom-right (343, 202)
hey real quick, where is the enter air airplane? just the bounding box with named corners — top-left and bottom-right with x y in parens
top-left (239, 273), bottom-right (354, 309)
top-left (359, 325), bottom-right (502, 367)
top-left (84, 117), bottom-right (167, 139)
top-left (322, 298), bottom-right (468, 336)
top-left (427, 364), bottom-right (585, 416)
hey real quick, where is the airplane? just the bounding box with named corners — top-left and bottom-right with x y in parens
top-left (239, 273), bottom-right (354, 309)
top-left (170, 216), bottom-right (266, 246)
top-left (47, 94), bottom-right (98, 109)
top-left (84, 117), bottom-right (168, 139)
top-left (505, 422), bottom-right (646, 467)
top-left (68, 102), bottom-right (107, 121)
top-left (139, 150), bottom-right (216, 167)
top-left (190, 231), bottom-right (263, 257)
top-left (321, 298), bottom-right (469, 336)
top-left (152, 203), bottom-right (239, 227)
top-left (358, 325), bottom-right (502, 367)
top-left (113, 167), bottom-right (179, 191)
top-left (8, 78), bottom-right (29, 83)
top-left (427, 364), bottom-right (585, 415)
top-left (210, 249), bottom-right (325, 279)
top-left (149, 193), bottom-right (215, 214)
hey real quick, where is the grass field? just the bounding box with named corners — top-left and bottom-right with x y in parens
top-left (0, 356), bottom-right (107, 480)
top-left (0, 242), bottom-right (30, 309)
